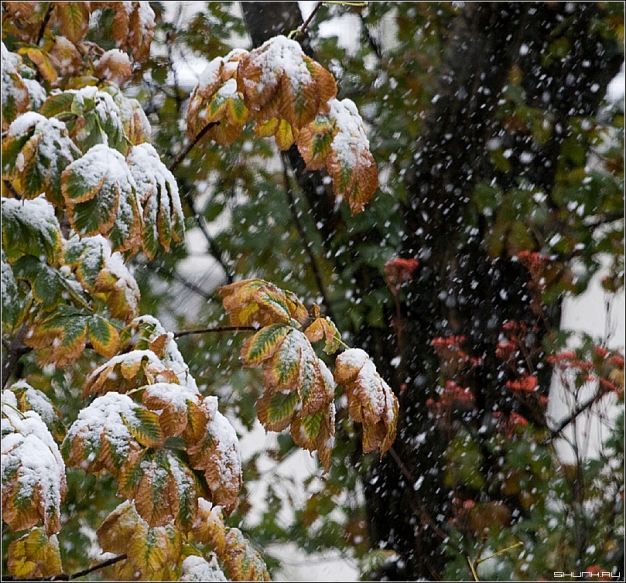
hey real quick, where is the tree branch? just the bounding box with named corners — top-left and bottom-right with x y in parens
top-left (281, 153), bottom-right (337, 324)
top-left (179, 187), bottom-right (235, 284)
top-left (173, 325), bottom-right (256, 338)
top-left (388, 446), bottom-right (462, 553)
top-left (2, 553), bottom-right (128, 581)
top-left (168, 121), bottom-right (219, 174)
top-left (546, 387), bottom-right (613, 442)
top-left (35, 3), bottom-right (54, 46)
top-left (2, 324), bottom-right (29, 390)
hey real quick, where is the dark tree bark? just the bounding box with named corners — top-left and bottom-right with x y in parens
top-left (240, 2), bottom-right (623, 580)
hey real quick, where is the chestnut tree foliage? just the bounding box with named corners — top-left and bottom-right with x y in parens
top-left (1, 2), bottom-right (624, 582)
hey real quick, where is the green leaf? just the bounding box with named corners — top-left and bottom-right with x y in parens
top-left (1, 197), bottom-right (62, 263)
top-left (241, 323), bottom-right (292, 367)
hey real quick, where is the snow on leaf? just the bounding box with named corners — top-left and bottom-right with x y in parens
top-left (237, 35), bottom-right (336, 130)
top-left (334, 348), bottom-right (398, 455)
top-left (82, 349), bottom-right (173, 398)
top-left (1, 42), bottom-right (31, 130)
top-left (187, 49), bottom-right (249, 145)
top-left (2, 112), bottom-right (80, 205)
top-left (6, 528), bottom-right (62, 579)
top-left (192, 498), bottom-right (227, 554)
top-left (61, 144), bottom-right (142, 254)
top-left (325, 98), bottom-right (378, 215)
top-left (98, 500), bottom-right (183, 576)
top-left (1, 251), bottom-right (30, 333)
top-left (95, 49), bottom-right (133, 86)
top-left (1, 196), bottom-right (62, 263)
top-left (2, 389), bottom-right (67, 536)
top-left (41, 86), bottom-right (127, 153)
top-left (8, 381), bottom-right (65, 442)
top-left (110, 1), bottom-right (155, 63)
top-left (122, 316), bottom-right (200, 392)
top-left (61, 391), bottom-right (145, 475)
top-left (186, 397), bottom-right (242, 514)
top-left (127, 143), bottom-right (185, 258)
top-left (142, 382), bottom-right (201, 438)
top-left (65, 234), bottom-right (140, 323)
top-left (180, 554), bottom-right (228, 582)
top-left (223, 527), bottom-right (271, 581)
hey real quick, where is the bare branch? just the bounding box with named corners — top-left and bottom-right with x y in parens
top-left (281, 153), bottom-right (337, 324)
top-left (173, 326), bottom-right (256, 338)
top-left (168, 121), bottom-right (219, 174)
top-left (2, 324), bottom-right (29, 390)
top-left (2, 553), bottom-right (128, 581)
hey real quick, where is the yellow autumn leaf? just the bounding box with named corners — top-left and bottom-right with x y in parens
top-left (186, 397), bottom-right (242, 514)
top-left (236, 35), bottom-right (337, 130)
top-left (7, 528), bottom-right (62, 579)
top-left (53, 2), bottom-right (90, 44)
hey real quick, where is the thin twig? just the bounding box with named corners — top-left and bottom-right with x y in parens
top-left (35, 3), bottom-right (54, 45)
top-left (281, 154), bottom-right (337, 324)
top-left (173, 325), bottom-right (256, 338)
top-left (179, 187), bottom-right (234, 284)
top-left (545, 388), bottom-right (611, 443)
top-left (290, 1), bottom-right (323, 38)
top-left (168, 121), bottom-right (219, 173)
top-left (2, 324), bottom-right (29, 390)
top-left (2, 553), bottom-right (128, 581)
top-left (388, 446), bottom-right (462, 552)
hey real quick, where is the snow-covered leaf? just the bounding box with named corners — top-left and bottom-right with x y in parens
top-left (186, 49), bottom-right (249, 146)
top-left (334, 348), bottom-right (398, 455)
top-left (127, 143), bottom-right (185, 259)
top-left (1, 43), bottom-right (31, 129)
top-left (2, 390), bottom-right (67, 536)
top-left (65, 234), bottom-right (141, 323)
top-left (61, 144), bottom-right (142, 254)
top-left (237, 35), bottom-right (336, 130)
top-left (2, 112), bottom-right (80, 205)
top-left (62, 392), bottom-right (149, 475)
top-left (110, 1), bottom-right (156, 62)
top-left (186, 397), bottom-right (242, 514)
top-left (1, 197), bottom-right (62, 264)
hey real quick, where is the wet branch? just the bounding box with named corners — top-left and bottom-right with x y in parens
top-left (281, 154), bottom-right (337, 324)
top-left (180, 188), bottom-right (235, 284)
top-left (173, 325), bottom-right (256, 338)
top-left (2, 553), bottom-right (128, 581)
top-left (388, 446), bottom-right (462, 553)
top-left (168, 122), bottom-right (219, 174)
top-left (546, 387), bottom-right (613, 442)
top-left (35, 3), bottom-right (54, 45)
top-left (2, 324), bottom-right (29, 390)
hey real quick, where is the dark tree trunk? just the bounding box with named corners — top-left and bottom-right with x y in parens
top-left (240, 2), bottom-right (623, 580)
